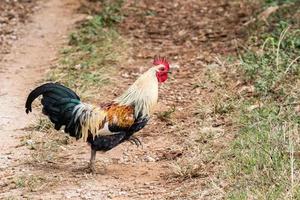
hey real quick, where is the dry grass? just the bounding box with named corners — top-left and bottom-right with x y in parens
top-left (21, 116), bottom-right (72, 164)
top-left (13, 174), bottom-right (47, 192)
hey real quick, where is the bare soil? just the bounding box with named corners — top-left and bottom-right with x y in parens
top-left (0, 0), bottom-right (84, 198)
top-left (0, 0), bottom-right (36, 59)
top-left (0, 0), bottom-right (255, 199)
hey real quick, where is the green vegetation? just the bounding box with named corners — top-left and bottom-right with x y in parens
top-left (227, 1), bottom-right (300, 199)
top-left (241, 26), bottom-right (300, 96)
top-left (264, 0), bottom-right (298, 6)
top-left (48, 0), bottom-right (125, 100)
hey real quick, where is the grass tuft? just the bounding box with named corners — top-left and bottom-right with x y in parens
top-left (156, 106), bottom-right (176, 122)
top-left (30, 117), bottom-right (53, 132)
top-left (14, 175), bottom-right (46, 192)
top-left (170, 143), bottom-right (204, 179)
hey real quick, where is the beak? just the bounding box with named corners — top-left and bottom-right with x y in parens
top-left (168, 64), bottom-right (179, 74)
top-left (169, 64), bottom-right (179, 70)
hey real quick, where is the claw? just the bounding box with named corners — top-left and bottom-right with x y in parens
top-left (129, 139), bottom-right (136, 145)
top-left (128, 136), bottom-right (143, 148)
top-left (131, 138), bottom-right (140, 147)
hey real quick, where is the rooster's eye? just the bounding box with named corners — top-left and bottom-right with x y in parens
top-left (159, 67), bottom-right (165, 71)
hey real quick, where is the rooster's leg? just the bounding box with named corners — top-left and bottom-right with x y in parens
top-left (89, 149), bottom-right (96, 174)
top-left (88, 149), bottom-right (107, 174)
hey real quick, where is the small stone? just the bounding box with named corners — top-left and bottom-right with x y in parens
top-left (26, 139), bottom-right (34, 145)
top-left (144, 155), bottom-right (156, 162)
top-left (59, 146), bottom-right (67, 151)
top-left (76, 189), bottom-right (82, 193)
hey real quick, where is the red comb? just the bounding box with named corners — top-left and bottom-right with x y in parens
top-left (153, 57), bottom-right (170, 71)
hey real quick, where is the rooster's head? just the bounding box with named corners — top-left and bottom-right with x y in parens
top-left (153, 57), bottom-right (170, 83)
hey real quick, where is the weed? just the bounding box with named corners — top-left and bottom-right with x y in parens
top-left (96, 0), bottom-right (124, 27)
top-left (169, 60), bottom-right (237, 182)
top-left (156, 106), bottom-right (176, 122)
top-left (20, 124), bottom-right (70, 161)
top-left (27, 130), bottom-right (70, 163)
top-left (240, 26), bottom-right (300, 96)
top-left (168, 1), bottom-right (300, 198)
top-left (228, 102), bottom-right (300, 198)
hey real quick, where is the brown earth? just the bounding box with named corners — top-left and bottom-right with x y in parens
top-left (0, 0), bottom-right (256, 199)
top-left (0, 0), bottom-right (36, 59)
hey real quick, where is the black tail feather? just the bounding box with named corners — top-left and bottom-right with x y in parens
top-left (25, 82), bottom-right (81, 138)
top-left (25, 82), bottom-right (80, 114)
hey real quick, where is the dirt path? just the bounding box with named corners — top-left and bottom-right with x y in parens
top-left (0, 0), bottom-right (255, 199)
top-left (0, 0), bottom-right (82, 196)
top-left (0, 0), bottom-right (80, 145)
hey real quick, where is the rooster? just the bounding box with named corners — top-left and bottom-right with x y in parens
top-left (25, 57), bottom-right (170, 173)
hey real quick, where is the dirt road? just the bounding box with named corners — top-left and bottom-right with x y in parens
top-left (0, 0), bottom-right (81, 146)
top-left (0, 0), bottom-right (254, 199)
top-left (0, 0), bottom-right (82, 197)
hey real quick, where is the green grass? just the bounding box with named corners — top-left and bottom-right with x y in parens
top-left (228, 103), bottom-right (300, 199)
top-left (264, 0), bottom-right (298, 6)
top-left (48, 0), bottom-right (126, 100)
top-left (226, 1), bottom-right (300, 198)
top-left (240, 26), bottom-right (300, 96)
